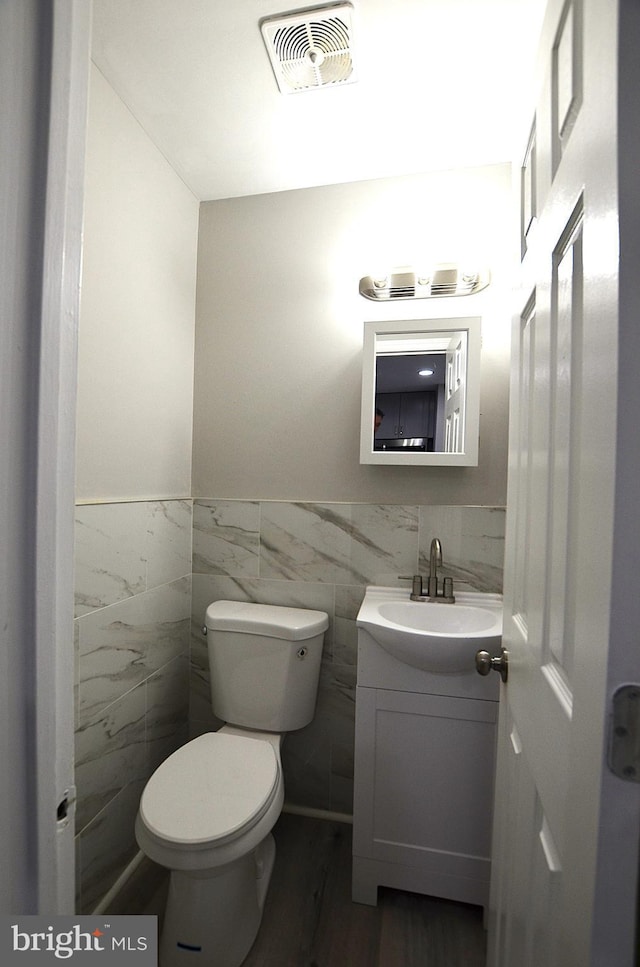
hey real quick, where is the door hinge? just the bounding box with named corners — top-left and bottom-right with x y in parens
top-left (608, 685), bottom-right (640, 782)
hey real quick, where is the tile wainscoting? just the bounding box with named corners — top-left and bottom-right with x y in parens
top-left (190, 500), bottom-right (506, 818)
top-left (72, 497), bottom-right (504, 912)
top-left (74, 499), bottom-right (192, 913)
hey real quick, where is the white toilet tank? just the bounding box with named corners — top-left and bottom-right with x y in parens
top-left (205, 600), bottom-right (329, 732)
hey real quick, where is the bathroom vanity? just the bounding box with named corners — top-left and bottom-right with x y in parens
top-left (352, 588), bottom-right (500, 913)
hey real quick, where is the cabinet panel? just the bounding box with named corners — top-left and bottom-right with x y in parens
top-left (372, 696), bottom-right (496, 855)
top-left (353, 682), bottom-right (497, 911)
top-left (375, 391), bottom-right (436, 439)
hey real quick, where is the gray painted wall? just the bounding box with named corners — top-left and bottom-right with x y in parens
top-left (76, 65), bottom-right (199, 502)
top-left (193, 165), bottom-right (512, 505)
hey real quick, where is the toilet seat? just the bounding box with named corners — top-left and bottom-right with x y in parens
top-left (139, 732), bottom-right (279, 848)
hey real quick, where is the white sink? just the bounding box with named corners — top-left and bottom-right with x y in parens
top-left (357, 586), bottom-right (503, 673)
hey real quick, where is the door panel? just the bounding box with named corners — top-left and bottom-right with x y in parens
top-left (444, 335), bottom-right (466, 452)
top-left (547, 204), bottom-right (582, 678)
top-left (488, 0), bottom-right (640, 964)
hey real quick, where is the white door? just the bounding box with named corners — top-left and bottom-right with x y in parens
top-left (487, 1), bottom-right (640, 964)
top-left (444, 334), bottom-right (466, 452)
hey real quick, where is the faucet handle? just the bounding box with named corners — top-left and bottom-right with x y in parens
top-left (399, 574), bottom-right (423, 597)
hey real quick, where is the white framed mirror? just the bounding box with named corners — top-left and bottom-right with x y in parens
top-left (359, 316), bottom-right (481, 466)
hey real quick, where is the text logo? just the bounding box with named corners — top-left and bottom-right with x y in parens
top-left (1, 917), bottom-right (157, 965)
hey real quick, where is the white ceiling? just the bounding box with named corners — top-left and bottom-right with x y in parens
top-left (91, 0), bottom-right (545, 201)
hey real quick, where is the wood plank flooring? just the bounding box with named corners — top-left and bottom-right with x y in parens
top-left (110, 812), bottom-right (487, 967)
top-left (243, 813), bottom-right (486, 967)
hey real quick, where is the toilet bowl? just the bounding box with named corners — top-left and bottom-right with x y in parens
top-left (136, 729), bottom-right (284, 872)
top-left (135, 600), bottom-right (328, 967)
top-left (135, 729), bottom-right (284, 967)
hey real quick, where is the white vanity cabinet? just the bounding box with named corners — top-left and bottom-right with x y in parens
top-left (352, 626), bottom-right (499, 912)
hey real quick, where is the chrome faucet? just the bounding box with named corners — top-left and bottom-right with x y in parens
top-left (398, 537), bottom-right (455, 603)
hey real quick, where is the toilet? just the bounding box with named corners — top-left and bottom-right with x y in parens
top-left (135, 600), bottom-right (329, 967)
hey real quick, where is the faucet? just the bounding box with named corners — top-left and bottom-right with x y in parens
top-left (427, 538), bottom-right (442, 598)
top-left (398, 537), bottom-right (455, 603)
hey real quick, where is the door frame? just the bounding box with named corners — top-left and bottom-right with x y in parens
top-left (590, 0), bottom-right (640, 954)
top-left (37, 0), bottom-right (91, 913)
top-left (0, 0), bottom-right (90, 913)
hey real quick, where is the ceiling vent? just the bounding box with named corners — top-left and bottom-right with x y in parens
top-left (261, 3), bottom-right (356, 94)
top-left (359, 265), bottom-right (491, 301)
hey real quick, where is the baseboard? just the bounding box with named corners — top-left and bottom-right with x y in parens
top-left (282, 801), bottom-right (353, 825)
top-left (91, 851), bottom-right (147, 915)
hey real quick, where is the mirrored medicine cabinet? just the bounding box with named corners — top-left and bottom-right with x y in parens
top-left (359, 317), bottom-right (481, 466)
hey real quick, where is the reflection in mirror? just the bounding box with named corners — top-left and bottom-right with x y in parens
top-left (360, 318), bottom-right (481, 467)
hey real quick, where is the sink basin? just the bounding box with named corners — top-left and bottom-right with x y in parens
top-left (357, 586), bottom-right (503, 673)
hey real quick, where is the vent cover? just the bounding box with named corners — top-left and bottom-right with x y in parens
top-left (359, 265), bottom-right (491, 301)
top-left (261, 3), bottom-right (356, 94)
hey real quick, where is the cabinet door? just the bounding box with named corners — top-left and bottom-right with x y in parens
top-left (353, 687), bottom-right (497, 904)
top-left (400, 391), bottom-right (436, 437)
top-left (374, 393), bottom-right (402, 436)
top-left (375, 391), bottom-right (436, 438)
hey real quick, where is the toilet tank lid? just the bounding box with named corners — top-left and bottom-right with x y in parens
top-left (205, 600), bottom-right (328, 640)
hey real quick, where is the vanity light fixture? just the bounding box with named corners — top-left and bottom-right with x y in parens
top-left (359, 263), bottom-right (490, 301)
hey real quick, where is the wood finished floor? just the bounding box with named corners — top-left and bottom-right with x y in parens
top-left (112, 812), bottom-right (487, 967)
top-left (243, 813), bottom-right (486, 967)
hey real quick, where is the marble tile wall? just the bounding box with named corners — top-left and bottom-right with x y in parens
top-left (74, 499), bottom-right (192, 913)
top-left (191, 500), bottom-right (506, 817)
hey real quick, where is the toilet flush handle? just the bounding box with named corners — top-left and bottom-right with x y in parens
top-left (202, 625), bottom-right (208, 636)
